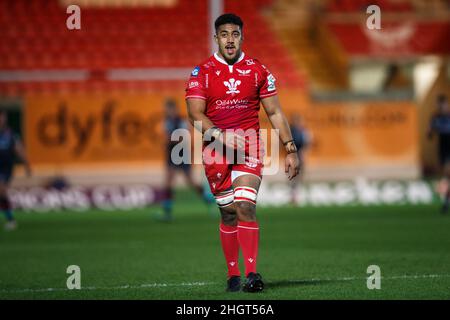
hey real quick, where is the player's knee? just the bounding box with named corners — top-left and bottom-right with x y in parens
top-left (220, 208), bottom-right (237, 225)
top-left (215, 189), bottom-right (234, 209)
top-left (232, 186), bottom-right (258, 221)
top-left (235, 201), bottom-right (256, 221)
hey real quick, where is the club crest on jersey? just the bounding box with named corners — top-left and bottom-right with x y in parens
top-left (191, 66), bottom-right (200, 77)
top-left (223, 78), bottom-right (241, 95)
top-left (236, 68), bottom-right (251, 76)
top-left (245, 59), bottom-right (255, 66)
top-left (245, 161), bottom-right (258, 168)
top-left (245, 156), bottom-right (259, 168)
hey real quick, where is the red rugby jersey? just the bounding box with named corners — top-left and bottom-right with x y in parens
top-left (185, 52), bottom-right (277, 132)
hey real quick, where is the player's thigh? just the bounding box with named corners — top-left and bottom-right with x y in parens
top-left (231, 173), bottom-right (261, 220)
top-left (232, 173), bottom-right (261, 192)
top-left (203, 160), bottom-right (235, 211)
top-left (203, 159), bottom-right (232, 194)
top-left (231, 150), bottom-right (263, 196)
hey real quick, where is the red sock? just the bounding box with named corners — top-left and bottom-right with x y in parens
top-left (219, 223), bottom-right (240, 278)
top-left (237, 220), bottom-right (259, 276)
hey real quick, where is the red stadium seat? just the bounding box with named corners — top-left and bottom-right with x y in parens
top-left (0, 0), bottom-right (306, 96)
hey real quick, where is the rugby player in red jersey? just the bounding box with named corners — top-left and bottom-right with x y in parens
top-left (185, 13), bottom-right (300, 292)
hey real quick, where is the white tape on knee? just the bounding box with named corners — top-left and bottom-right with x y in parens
top-left (215, 191), bottom-right (234, 208)
top-left (233, 187), bottom-right (257, 204)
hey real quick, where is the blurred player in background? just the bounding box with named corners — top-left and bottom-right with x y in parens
top-left (289, 114), bottom-right (311, 205)
top-left (428, 94), bottom-right (450, 213)
top-left (157, 98), bottom-right (214, 221)
top-left (0, 110), bottom-right (31, 230)
top-left (186, 14), bottom-right (300, 293)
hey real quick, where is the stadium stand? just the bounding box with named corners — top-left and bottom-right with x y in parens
top-left (0, 0), bottom-right (306, 97)
top-left (1, 0), bottom-right (448, 184)
top-left (326, 0), bottom-right (413, 13)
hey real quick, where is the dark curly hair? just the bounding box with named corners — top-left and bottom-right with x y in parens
top-left (214, 13), bottom-right (243, 33)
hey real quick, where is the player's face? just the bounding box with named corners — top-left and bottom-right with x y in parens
top-left (215, 24), bottom-right (243, 64)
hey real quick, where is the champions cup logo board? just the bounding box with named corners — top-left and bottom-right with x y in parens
top-left (223, 78), bottom-right (241, 95)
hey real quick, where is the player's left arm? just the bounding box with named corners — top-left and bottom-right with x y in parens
top-left (14, 137), bottom-right (32, 177)
top-left (262, 95), bottom-right (300, 180)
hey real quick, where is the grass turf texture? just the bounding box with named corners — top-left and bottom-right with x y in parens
top-left (1, 189), bottom-right (450, 300)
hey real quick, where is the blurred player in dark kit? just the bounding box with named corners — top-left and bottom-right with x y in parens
top-left (0, 110), bottom-right (31, 230)
top-left (158, 98), bottom-right (214, 221)
top-left (428, 94), bottom-right (450, 213)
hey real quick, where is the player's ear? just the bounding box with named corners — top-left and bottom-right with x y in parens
top-left (214, 33), bottom-right (218, 45)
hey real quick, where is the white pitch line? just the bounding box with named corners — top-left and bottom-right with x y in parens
top-left (281, 274), bottom-right (450, 284)
top-left (1, 274), bottom-right (450, 294)
top-left (0, 282), bottom-right (215, 294)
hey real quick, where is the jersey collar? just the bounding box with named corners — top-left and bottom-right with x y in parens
top-left (213, 52), bottom-right (245, 66)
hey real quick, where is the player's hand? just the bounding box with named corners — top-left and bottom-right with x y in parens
top-left (285, 152), bottom-right (300, 181)
top-left (221, 131), bottom-right (246, 150)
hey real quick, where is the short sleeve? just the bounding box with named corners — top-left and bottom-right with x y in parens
top-left (185, 66), bottom-right (207, 100)
top-left (258, 64), bottom-right (277, 99)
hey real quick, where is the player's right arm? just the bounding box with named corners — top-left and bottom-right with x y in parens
top-left (186, 98), bottom-right (245, 149)
top-left (185, 66), bottom-right (244, 149)
top-left (186, 98), bottom-right (215, 134)
top-left (185, 66), bottom-right (215, 134)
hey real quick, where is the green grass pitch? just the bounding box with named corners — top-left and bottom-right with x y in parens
top-left (1, 189), bottom-right (450, 300)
